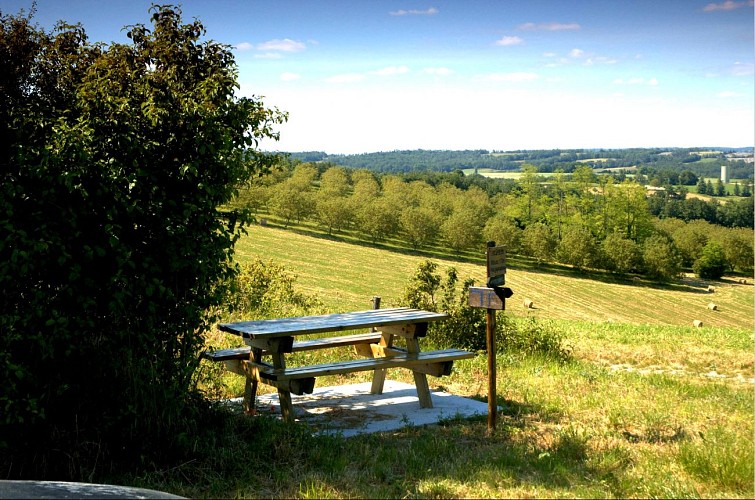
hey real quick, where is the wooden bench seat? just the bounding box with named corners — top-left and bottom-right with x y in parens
top-left (244, 349), bottom-right (476, 384)
top-left (202, 332), bottom-right (385, 362)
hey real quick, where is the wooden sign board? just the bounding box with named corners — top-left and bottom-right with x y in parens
top-left (486, 245), bottom-right (506, 286)
top-left (468, 286), bottom-right (506, 310)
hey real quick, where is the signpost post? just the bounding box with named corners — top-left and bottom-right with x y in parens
top-left (468, 241), bottom-right (513, 435)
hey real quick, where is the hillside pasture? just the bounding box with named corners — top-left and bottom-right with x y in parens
top-left (236, 226), bottom-right (753, 330)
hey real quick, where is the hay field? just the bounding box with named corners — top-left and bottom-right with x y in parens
top-left (235, 226), bottom-right (754, 330)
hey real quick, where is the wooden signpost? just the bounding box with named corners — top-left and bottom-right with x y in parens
top-left (468, 241), bottom-right (513, 434)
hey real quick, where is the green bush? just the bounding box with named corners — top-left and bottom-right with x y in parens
top-left (221, 258), bottom-right (325, 321)
top-left (693, 241), bottom-right (729, 280)
top-left (401, 261), bottom-right (570, 361)
top-left (0, 5), bottom-right (284, 477)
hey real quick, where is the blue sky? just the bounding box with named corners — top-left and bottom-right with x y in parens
top-left (3, 0), bottom-right (753, 153)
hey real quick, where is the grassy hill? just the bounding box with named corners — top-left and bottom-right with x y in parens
top-left (235, 225), bottom-right (753, 330)
top-left (148, 224), bottom-right (755, 498)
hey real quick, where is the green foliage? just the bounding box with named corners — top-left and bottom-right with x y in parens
top-left (600, 233), bottom-right (641, 274)
top-left (0, 5), bottom-right (285, 477)
top-left (693, 241), bottom-right (729, 280)
top-left (222, 258), bottom-right (324, 320)
top-left (401, 261), bottom-right (570, 360)
top-left (556, 226), bottom-right (598, 271)
top-left (641, 234), bottom-right (682, 281)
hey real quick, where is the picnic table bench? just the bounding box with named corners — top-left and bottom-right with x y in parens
top-left (204, 307), bottom-right (476, 422)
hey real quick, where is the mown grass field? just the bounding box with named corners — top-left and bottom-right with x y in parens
top-left (142, 225), bottom-right (753, 498)
top-left (236, 225), bottom-right (753, 330)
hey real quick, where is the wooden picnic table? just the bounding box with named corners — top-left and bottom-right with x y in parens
top-left (212, 307), bottom-right (475, 422)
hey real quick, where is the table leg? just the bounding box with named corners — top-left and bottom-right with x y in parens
top-left (406, 337), bottom-right (433, 408)
top-left (244, 347), bottom-right (263, 414)
top-left (271, 352), bottom-right (295, 422)
top-left (370, 331), bottom-right (393, 394)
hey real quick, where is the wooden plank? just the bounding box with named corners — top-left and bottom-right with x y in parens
top-left (247, 336), bottom-right (294, 353)
top-left (293, 332), bottom-right (383, 351)
top-left (381, 322), bottom-right (428, 338)
top-left (245, 349), bottom-right (476, 382)
top-left (241, 362), bottom-right (315, 395)
top-left (219, 308), bottom-right (448, 339)
top-left (486, 245), bottom-right (507, 282)
top-left (406, 337), bottom-right (432, 408)
top-left (204, 332), bottom-right (385, 362)
top-left (468, 286), bottom-right (506, 310)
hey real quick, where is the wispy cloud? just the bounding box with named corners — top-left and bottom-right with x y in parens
top-left (480, 72), bottom-right (539, 82)
top-left (495, 36), bottom-right (523, 46)
top-left (423, 67), bottom-right (454, 76)
top-left (390, 7), bottom-right (438, 16)
top-left (234, 42), bottom-right (254, 51)
top-left (569, 48), bottom-right (585, 58)
top-left (703, 0), bottom-right (753, 11)
top-left (585, 56), bottom-right (618, 65)
top-left (371, 66), bottom-right (410, 76)
top-left (519, 22), bottom-right (581, 31)
top-left (717, 90), bottom-right (743, 97)
top-left (731, 61), bottom-right (754, 76)
top-left (325, 73), bottom-right (366, 84)
top-left (280, 72), bottom-right (301, 82)
top-left (257, 38), bottom-right (306, 52)
top-left (613, 77), bottom-right (659, 86)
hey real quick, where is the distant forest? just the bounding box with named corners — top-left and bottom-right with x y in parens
top-left (288, 148), bottom-right (754, 179)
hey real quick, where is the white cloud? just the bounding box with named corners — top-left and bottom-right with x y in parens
top-left (372, 66), bottom-right (410, 76)
top-left (390, 7), bottom-right (438, 16)
top-left (519, 22), bottom-right (581, 31)
top-left (731, 61), bottom-right (754, 76)
top-left (324, 73), bottom-right (366, 84)
top-left (257, 38), bottom-right (306, 52)
top-left (613, 77), bottom-right (659, 86)
top-left (423, 67), bottom-right (454, 76)
top-left (717, 91), bottom-right (742, 98)
top-left (480, 72), bottom-right (539, 82)
top-left (584, 56), bottom-right (618, 65)
top-left (569, 48), bottom-right (584, 58)
top-left (234, 42), bottom-right (254, 51)
top-left (542, 52), bottom-right (557, 57)
top-left (280, 72), bottom-right (301, 82)
top-left (703, 0), bottom-right (753, 11)
top-left (495, 36), bottom-right (523, 46)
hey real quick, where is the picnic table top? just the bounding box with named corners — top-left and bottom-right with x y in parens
top-left (219, 307), bottom-right (448, 339)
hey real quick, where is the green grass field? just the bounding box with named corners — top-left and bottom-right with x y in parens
top-left (135, 225), bottom-right (754, 498)
top-left (236, 225), bottom-right (753, 330)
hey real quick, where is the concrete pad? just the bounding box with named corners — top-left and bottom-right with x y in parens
top-left (229, 380), bottom-right (489, 437)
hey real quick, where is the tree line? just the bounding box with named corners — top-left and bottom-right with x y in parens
top-left (287, 148), bottom-right (755, 179)
top-left (236, 162), bottom-right (753, 281)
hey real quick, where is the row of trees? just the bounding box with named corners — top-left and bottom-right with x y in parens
top-left (288, 148), bottom-right (754, 179)
top-left (696, 177), bottom-right (752, 197)
top-left (236, 163), bottom-right (753, 280)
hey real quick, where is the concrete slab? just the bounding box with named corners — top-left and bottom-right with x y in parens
top-left (228, 380), bottom-right (489, 437)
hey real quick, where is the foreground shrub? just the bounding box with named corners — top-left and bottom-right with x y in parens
top-left (0, 5), bottom-right (284, 478)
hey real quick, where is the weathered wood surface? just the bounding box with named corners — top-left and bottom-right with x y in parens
top-left (202, 332), bottom-right (385, 361)
top-left (219, 307), bottom-right (447, 339)
top-left (244, 349), bottom-right (476, 382)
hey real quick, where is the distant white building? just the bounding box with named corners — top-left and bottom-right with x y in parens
top-left (721, 165), bottom-right (729, 183)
